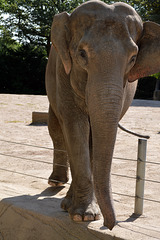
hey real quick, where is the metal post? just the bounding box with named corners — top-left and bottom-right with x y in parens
top-left (134, 138), bottom-right (147, 215)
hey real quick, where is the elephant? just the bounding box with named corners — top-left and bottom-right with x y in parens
top-left (45, 0), bottom-right (160, 230)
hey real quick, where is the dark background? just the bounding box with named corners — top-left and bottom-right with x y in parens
top-left (0, 0), bottom-right (159, 98)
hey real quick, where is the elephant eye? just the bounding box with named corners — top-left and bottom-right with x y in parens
top-left (77, 48), bottom-right (88, 68)
top-left (130, 55), bottom-right (137, 64)
top-left (79, 49), bottom-right (87, 58)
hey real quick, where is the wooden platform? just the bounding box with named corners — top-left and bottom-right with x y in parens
top-left (0, 94), bottom-right (160, 240)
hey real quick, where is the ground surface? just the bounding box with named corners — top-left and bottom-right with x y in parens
top-left (0, 94), bottom-right (160, 240)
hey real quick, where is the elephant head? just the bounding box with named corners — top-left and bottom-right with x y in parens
top-left (51, 0), bottom-right (160, 229)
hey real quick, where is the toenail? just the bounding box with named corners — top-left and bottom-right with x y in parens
top-left (73, 214), bottom-right (82, 222)
top-left (95, 214), bottom-right (101, 220)
top-left (84, 215), bottom-right (94, 221)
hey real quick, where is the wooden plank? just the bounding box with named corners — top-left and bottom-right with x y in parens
top-left (32, 112), bottom-right (48, 124)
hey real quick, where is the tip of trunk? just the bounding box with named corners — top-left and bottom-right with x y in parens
top-left (104, 215), bottom-right (116, 230)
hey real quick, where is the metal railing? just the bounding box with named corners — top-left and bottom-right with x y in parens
top-left (0, 138), bottom-right (160, 214)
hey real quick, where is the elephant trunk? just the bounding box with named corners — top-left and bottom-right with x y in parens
top-left (87, 73), bottom-right (123, 230)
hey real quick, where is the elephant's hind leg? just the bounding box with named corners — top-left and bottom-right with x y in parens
top-left (48, 105), bottom-right (69, 186)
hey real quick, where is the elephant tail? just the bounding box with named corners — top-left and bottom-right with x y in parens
top-left (118, 123), bottom-right (150, 139)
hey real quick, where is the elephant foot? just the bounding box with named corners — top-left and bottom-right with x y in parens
top-left (61, 190), bottom-right (101, 222)
top-left (61, 196), bottom-right (72, 210)
top-left (48, 170), bottom-right (69, 187)
top-left (61, 184), bottom-right (73, 210)
top-left (68, 200), bottom-right (101, 222)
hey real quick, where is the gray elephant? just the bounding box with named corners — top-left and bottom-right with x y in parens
top-left (45, 0), bottom-right (160, 230)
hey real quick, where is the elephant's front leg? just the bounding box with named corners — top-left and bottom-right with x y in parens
top-left (61, 112), bottom-right (100, 222)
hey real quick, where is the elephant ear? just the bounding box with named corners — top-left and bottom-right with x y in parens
top-left (128, 21), bottom-right (160, 82)
top-left (51, 12), bottom-right (71, 75)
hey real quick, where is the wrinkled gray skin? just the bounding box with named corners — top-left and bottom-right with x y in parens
top-left (45, 0), bottom-right (160, 230)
